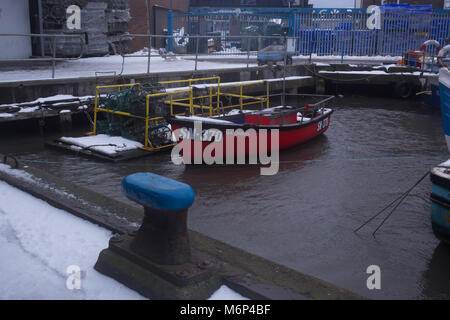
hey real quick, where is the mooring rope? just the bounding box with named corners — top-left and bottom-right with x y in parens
top-left (354, 170), bottom-right (430, 237)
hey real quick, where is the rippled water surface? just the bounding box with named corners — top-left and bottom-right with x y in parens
top-left (2, 96), bottom-right (450, 299)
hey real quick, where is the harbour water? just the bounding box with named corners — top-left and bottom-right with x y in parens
top-left (1, 96), bottom-right (450, 299)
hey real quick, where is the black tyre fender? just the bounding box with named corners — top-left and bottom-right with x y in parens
top-left (394, 81), bottom-right (413, 99)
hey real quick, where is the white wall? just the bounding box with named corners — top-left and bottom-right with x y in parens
top-left (0, 0), bottom-right (32, 59)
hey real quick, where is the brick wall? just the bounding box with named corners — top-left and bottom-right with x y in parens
top-left (128, 0), bottom-right (189, 52)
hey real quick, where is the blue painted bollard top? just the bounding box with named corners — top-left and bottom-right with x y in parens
top-left (122, 173), bottom-right (195, 211)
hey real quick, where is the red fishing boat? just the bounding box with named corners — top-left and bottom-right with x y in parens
top-left (168, 95), bottom-right (335, 163)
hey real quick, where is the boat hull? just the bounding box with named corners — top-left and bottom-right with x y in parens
top-left (169, 110), bottom-right (333, 162)
top-left (422, 77), bottom-right (440, 109)
top-left (439, 68), bottom-right (450, 151)
top-left (430, 167), bottom-right (450, 244)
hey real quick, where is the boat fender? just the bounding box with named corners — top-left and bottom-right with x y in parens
top-left (394, 81), bottom-right (413, 99)
top-left (438, 44), bottom-right (450, 68)
top-left (420, 40), bottom-right (442, 56)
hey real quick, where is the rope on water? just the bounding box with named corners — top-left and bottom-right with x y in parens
top-left (353, 170), bottom-right (430, 237)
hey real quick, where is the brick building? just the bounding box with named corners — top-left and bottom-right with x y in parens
top-left (128, 0), bottom-right (189, 52)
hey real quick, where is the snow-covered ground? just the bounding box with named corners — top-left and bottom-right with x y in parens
top-left (0, 180), bottom-right (144, 300)
top-left (0, 52), bottom-right (407, 83)
top-left (0, 55), bottom-right (256, 83)
top-left (0, 176), bottom-right (248, 300)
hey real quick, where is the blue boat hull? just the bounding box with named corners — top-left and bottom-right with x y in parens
top-left (430, 171), bottom-right (450, 244)
top-left (430, 68), bottom-right (450, 243)
top-left (422, 82), bottom-right (441, 109)
top-left (439, 68), bottom-right (450, 151)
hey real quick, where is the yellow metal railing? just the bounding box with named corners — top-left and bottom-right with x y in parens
top-left (142, 89), bottom-right (192, 151)
top-left (159, 77), bottom-right (270, 117)
top-left (159, 76), bottom-right (221, 116)
top-left (93, 77), bottom-right (271, 152)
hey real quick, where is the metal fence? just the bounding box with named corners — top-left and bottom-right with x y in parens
top-left (292, 8), bottom-right (450, 57)
top-left (173, 7), bottom-right (450, 58)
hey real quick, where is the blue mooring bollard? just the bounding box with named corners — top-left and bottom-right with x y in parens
top-left (122, 173), bottom-right (195, 265)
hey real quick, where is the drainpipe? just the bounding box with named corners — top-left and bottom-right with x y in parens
top-left (167, 9), bottom-right (173, 52)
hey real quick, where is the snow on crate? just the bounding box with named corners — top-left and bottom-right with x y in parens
top-left (59, 135), bottom-right (143, 155)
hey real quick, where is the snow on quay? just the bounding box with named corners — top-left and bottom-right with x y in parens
top-left (0, 55), bottom-right (257, 83)
top-left (0, 167), bottom-right (247, 300)
top-left (0, 180), bottom-right (145, 300)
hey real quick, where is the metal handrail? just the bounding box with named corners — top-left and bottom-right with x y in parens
top-left (116, 33), bottom-right (294, 74)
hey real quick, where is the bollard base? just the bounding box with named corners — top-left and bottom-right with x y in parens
top-left (94, 234), bottom-right (221, 300)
